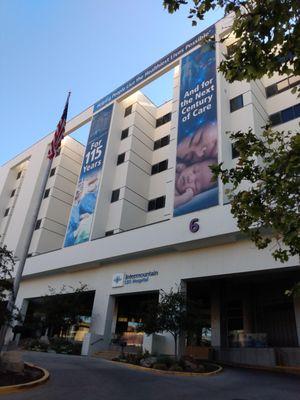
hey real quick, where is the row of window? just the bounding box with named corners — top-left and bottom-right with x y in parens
top-left (121, 126), bottom-right (170, 151)
top-left (110, 187), bottom-right (166, 212)
top-left (270, 103), bottom-right (300, 126)
top-left (124, 104), bottom-right (172, 129)
top-left (266, 76), bottom-right (300, 98)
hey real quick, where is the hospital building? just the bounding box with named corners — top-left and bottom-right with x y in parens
top-left (0, 15), bottom-right (299, 367)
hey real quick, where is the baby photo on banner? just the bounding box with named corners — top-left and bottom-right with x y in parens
top-left (174, 27), bottom-right (218, 217)
top-left (64, 104), bottom-right (113, 247)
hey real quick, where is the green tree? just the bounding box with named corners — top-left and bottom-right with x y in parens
top-left (0, 245), bottom-right (17, 329)
top-left (40, 283), bottom-right (91, 337)
top-left (211, 128), bottom-right (300, 262)
top-left (164, 0), bottom-right (300, 85)
top-left (142, 288), bottom-right (203, 359)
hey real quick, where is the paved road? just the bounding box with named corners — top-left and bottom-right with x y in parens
top-left (2, 351), bottom-right (300, 400)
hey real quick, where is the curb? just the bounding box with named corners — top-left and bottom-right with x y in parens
top-left (102, 358), bottom-right (223, 376)
top-left (0, 362), bottom-right (50, 394)
top-left (219, 361), bottom-right (300, 376)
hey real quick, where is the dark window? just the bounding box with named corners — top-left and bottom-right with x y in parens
top-left (124, 105), bottom-right (133, 117)
top-left (265, 76), bottom-right (300, 98)
top-left (27, 253), bottom-right (32, 258)
top-left (117, 153), bottom-right (125, 165)
top-left (121, 128), bottom-right (129, 140)
top-left (227, 42), bottom-right (237, 57)
top-left (105, 230), bottom-right (114, 236)
top-left (16, 171), bottom-right (22, 180)
top-left (154, 135), bottom-right (170, 150)
top-left (156, 112), bottom-right (172, 128)
top-left (269, 112), bottom-right (282, 126)
top-left (151, 160), bottom-right (168, 175)
top-left (270, 103), bottom-right (300, 126)
top-left (294, 103), bottom-right (300, 118)
top-left (230, 95), bottom-right (244, 112)
top-left (281, 106), bottom-right (294, 123)
top-left (231, 143), bottom-right (240, 159)
top-left (10, 189), bottom-right (16, 198)
top-left (4, 208), bottom-right (9, 217)
top-left (49, 168), bottom-right (56, 177)
top-left (266, 84), bottom-right (278, 98)
top-left (44, 189), bottom-right (50, 199)
top-left (35, 219), bottom-right (41, 230)
top-left (111, 189), bottom-right (120, 203)
top-left (148, 195), bottom-right (166, 211)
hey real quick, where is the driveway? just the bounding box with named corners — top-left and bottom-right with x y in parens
top-left (1, 351), bottom-right (300, 400)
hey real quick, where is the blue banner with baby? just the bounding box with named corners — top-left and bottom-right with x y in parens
top-left (174, 27), bottom-right (218, 217)
top-left (64, 104), bottom-right (114, 247)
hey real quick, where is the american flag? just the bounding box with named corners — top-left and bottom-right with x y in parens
top-left (48, 92), bottom-right (71, 159)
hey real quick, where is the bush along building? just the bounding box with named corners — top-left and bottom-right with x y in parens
top-left (0, 15), bottom-right (299, 367)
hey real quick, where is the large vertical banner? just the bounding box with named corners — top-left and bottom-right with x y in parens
top-left (64, 104), bottom-right (113, 247)
top-left (174, 27), bottom-right (218, 217)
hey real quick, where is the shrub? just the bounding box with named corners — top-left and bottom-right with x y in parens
top-left (156, 356), bottom-right (174, 368)
top-left (169, 364), bottom-right (183, 372)
top-left (25, 339), bottom-right (49, 352)
top-left (152, 363), bottom-right (167, 370)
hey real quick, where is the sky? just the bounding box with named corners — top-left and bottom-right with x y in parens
top-left (0, 0), bottom-right (223, 165)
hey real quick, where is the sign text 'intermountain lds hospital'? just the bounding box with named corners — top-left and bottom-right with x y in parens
top-left (64, 104), bottom-right (113, 247)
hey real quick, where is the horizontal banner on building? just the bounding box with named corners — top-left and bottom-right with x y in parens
top-left (64, 104), bottom-right (114, 247)
top-left (174, 25), bottom-right (218, 217)
top-left (93, 24), bottom-right (215, 113)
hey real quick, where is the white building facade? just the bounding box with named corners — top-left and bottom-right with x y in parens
top-left (1, 16), bottom-right (299, 367)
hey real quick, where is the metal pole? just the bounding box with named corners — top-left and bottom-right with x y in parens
top-left (0, 156), bottom-right (53, 351)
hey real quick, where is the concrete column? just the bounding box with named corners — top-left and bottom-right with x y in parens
top-left (293, 296), bottom-right (300, 346)
top-left (102, 295), bottom-right (117, 345)
top-left (211, 283), bottom-right (222, 348)
top-left (178, 280), bottom-right (187, 358)
top-left (243, 291), bottom-right (253, 333)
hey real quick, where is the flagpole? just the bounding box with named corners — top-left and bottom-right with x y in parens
top-left (0, 93), bottom-right (71, 351)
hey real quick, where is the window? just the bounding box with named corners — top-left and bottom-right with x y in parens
top-left (105, 230), bottom-right (114, 236)
top-left (156, 112), bottom-right (172, 128)
top-left (269, 103), bottom-right (300, 126)
top-left (230, 95), bottom-right (244, 112)
top-left (124, 105), bottom-right (133, 117)
top-left (44, 188), bottom-right (50, 199)
top-left (35, 219), bottom-right (41, 230)
top-left (16, 171), bottom-right (22, 180)
top-left (111, 189), bottom-right (120, 203)
top-left (148, 195), bottom-right (166, 211)
top-left (10, 189), bottom-right (16, 198)
top-left (231, 143), bottom-right (240, 159)
top-left (49, 168), bottom-right (56, 177)
top-left (227, 42), bottom-right (237, 57)
top-left (117, 153), bottom-right (125, 165)
top-left (151, 160), bottom-right (168, 175)
top-left (121, 128), bottom-right (129, 140)
top-left (154, 135), bottom-right (170, 150)
top-left (27, 253), bottom-right (32, 258)
top-left (4, 208), bottom-right (9, 217)
top-left (265, 76), bottom-right (300, 98)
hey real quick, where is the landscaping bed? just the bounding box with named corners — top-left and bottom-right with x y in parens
top-left (0, 364), bottom-right (43, 387)
top-left (22, 337), bottom-right (82, 355)
top-left (112, 352), bottom-right (221, 374)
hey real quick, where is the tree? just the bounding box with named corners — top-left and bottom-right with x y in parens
top-left (141, 288), bottom-right (203, 359)
top-left (211, 128), bottom-right (300, 262)
top-left (40, 283), bottom-right (92, 338)
top-left (0, 245), bottom-right (17, 330)
top-left (164, 0), bottom-right (300, 262)
top-left (164, 0), bottom-right (300, 85)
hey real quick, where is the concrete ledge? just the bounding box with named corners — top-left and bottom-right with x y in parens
top-left (104, 358), bottom-right (222, 376)
top-left (0, 362), bottom-right (50, 394)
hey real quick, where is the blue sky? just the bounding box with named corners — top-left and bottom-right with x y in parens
top-left (0, 1), bottom-right (223, 165)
